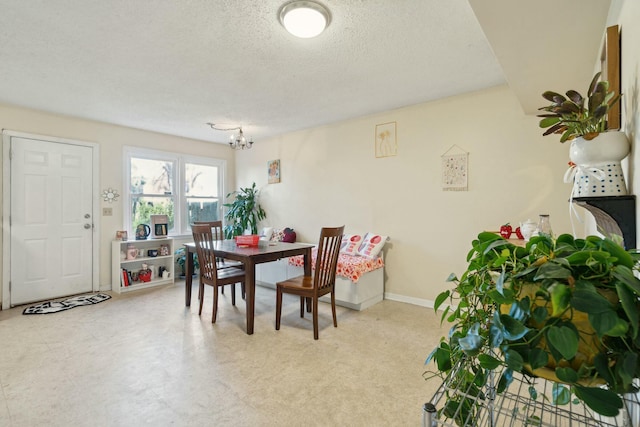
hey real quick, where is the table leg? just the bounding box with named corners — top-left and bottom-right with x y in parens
top-left (245, 260), bottom-right (256, 335)
top-left (185, 248), bottom-right (194, 307)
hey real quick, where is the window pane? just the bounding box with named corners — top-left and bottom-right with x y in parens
top-left (185, 163), bottom-right (218, 197)
top-left (131, 196), bottom-right (175, 232)
top-left (187, 198), bottom-right (219, 225)
top-left (131, 158), bottom-right (174, 195)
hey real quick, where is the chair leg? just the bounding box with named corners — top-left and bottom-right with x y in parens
top-left (312, 297), bottom-right (319, 340)
top-left (275, 287), bottom-right (282, 330)
top-left (231, 283), bottom-right (236, 306)
top-left (241, 283), bottom-right (245, 300)
top-left (212, 285), bottom-right (219, 323)
top-left (331, 291), bottom-right (338, 327)
top-left (198, 282), bottom-right (205, 315)
top-left (299, 296), bottom-right (305, 318)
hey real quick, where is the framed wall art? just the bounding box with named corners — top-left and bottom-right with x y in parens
top-left (375, 122), bottom-right (397, 158)
top-left (601, 24), bottom-right (621, 130)
top-left (268, 159), bottom-right (280, 184)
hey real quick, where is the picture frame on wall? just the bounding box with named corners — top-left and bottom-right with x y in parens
top-left (601, 24), bottom-right (621, 130)
top-left (375, 122), bottom-right (397, 158)
top-left (268, 159), bottom-right (281, 184)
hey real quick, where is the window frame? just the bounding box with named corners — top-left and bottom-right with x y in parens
top-left (123, 146), bottom-right (226, 238)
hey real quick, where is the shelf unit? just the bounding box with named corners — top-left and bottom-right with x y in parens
top-left (423, 361), bottom-right (640, 427)
top-left (111, 238), bottom-right (174, 294)
top-left (572, 196), bottom-right (636, 249)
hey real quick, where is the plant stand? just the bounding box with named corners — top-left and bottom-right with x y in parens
top-left (423, 361), bottom-right (640, 427)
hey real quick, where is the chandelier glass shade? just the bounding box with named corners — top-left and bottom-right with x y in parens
top-left (206, 123), bottom-right (254, 150)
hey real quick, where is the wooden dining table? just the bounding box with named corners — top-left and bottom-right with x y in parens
top-left (184, 240), bottom-right (313, 335)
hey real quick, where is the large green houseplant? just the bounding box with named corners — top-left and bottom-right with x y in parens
top-left (427, 232), bottom-right (640, 423)
top-left (223, 182), bottom-right (266, 239)
top-left (538, 71), bottom-right (622, 142)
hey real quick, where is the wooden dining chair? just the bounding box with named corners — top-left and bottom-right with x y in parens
top-left (192, 224), bottom-right (246, 323)
top-left (193, 220), bottom-right (245, 299)
top-left (275, 225), bottom-right (344, 339)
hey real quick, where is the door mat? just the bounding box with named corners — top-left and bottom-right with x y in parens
top-left (23, 293), bottom-right (111, 315)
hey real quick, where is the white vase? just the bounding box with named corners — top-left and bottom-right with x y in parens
top-left (568, 131), bottom-right (630, 197)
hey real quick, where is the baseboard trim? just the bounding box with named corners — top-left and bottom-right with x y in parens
top-left (384, 292), bottom-right (435, 308)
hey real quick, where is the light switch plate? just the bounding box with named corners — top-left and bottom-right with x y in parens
top-left (103, 207), bottom-right (113, 216)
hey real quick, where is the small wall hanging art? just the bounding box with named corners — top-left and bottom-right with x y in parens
top-left (102, 187), bottom-right (120, 203)
top-left (375, 122), bottom-right (397, 158)
top-left (268, 159), bottom-right (280, 184)
top-left (441, 144), bottom-right (468, 191)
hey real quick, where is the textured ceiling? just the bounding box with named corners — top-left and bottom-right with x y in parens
top-left (0, 1), bottom-right (613, 145)
top-left (0, 0), bottom-right (506, 144)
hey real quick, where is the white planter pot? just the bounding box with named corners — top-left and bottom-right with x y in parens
top-left (567, 131), bottom-right (630, 197)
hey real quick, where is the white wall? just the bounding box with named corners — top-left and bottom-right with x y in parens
top-left (608, 0), bottom-right (640, 247)
top-left (0, 103), bottom-right (236, 302)
top-left (235, 85), bottom-right (574, 305)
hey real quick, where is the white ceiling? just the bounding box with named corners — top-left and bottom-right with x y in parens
top-left (0, 0), bottom-right (612, 145)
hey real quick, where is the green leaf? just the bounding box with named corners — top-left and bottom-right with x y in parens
top-left (528, 386), bottom-right (538, 401)
top-left (570, 290), bottom-right (614, 314)
top-left (594, 353), bottom-right (614, 385)
top-left (532, 306), bottom-right (548, 324)
top-left (552, 383), bottom-right (570, 405)
top-left (478, 354), bottom-right (502, 370)
top-left (600, 238), bottom-right (634, 268)
top-left (528, 348), bottom-right (549, 371)
top-left (616, 282), bottom-right (639, 339)
top-left (497, 369), bottom-right (513, 394)
top-left (574, 385), bottom-right (623, 417)
top-left (555, 367), bottom-right (578, 383)
top-left (434, 291), bottom-right (450, 312)
top-left (533, 262), bottom-right (572, 280)
top-left (546, 326), bottom-right (578, 360)
top-left (499, 314), bottom-right (530, 340)
top-left (588, 310), bottom-right (619, 337)
top-left (613, 265), bottom-right (640, 295)
top-left (549, 283), bottom-right (570, 316)
top-left (505, 349), bottom-right (524, 371)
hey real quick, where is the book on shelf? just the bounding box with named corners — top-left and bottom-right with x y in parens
top-left (121, 268), bottom-right (129, 287)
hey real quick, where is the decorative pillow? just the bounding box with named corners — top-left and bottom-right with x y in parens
top-left (340, 234), bottom-right (363, 255)
top-left (270, 228), bottom-right (285, 242)
top-left (357, 233), bottom-right (388, 259)
top-left (282, 227), bottom-right (297, 243)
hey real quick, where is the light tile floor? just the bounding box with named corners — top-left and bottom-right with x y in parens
top-left (0, 280), bottom-right (447, 426)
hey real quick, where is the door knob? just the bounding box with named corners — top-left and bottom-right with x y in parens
top-left (84, 213), bottom-right (91, 219)
top-left (84, 223), bottom-right (92, 229)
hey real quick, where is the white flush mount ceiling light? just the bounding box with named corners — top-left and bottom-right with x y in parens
top-left (279, 1), bottom-right (331, 38)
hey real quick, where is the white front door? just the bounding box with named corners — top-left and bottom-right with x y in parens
top-left (8, 136), bottom-right (94, 306)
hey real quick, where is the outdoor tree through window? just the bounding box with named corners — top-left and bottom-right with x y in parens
top-left (125, 147), bottom-right (225, 237)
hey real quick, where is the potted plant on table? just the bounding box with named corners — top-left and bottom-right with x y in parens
top-left (537, 72), bottom-right (629, 197)
top-left (426, 232), bottom-right (640, 424)
top-left (223, 182), bottom-right (266, 239)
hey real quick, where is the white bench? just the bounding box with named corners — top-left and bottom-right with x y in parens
top-left (255, 255), bottom-right (385, 311)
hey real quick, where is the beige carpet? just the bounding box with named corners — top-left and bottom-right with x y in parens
top-left (0, 280), bottom-right (447, 426)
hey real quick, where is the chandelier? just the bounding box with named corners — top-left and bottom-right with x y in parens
top-left (206, 123), bottom-right (254, 150)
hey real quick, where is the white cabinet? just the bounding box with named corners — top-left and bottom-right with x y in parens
top-left (111, 238), bottom-right (174, 294)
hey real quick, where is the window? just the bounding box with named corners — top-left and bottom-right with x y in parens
top-left (124, 147), bottom-right (225, 237)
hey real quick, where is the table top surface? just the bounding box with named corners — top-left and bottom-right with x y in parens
top-left (184, 240), bottom-right (313, 255)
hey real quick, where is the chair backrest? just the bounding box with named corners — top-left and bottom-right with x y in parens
top-left (192, 224), bottom-right (219, 284)
top-left (312, 226), bottom-right (345, 294)
top-left (193, 221), bottom-right (224, 241)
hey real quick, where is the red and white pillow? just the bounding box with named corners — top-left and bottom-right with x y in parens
top-left (356, 233), bottom-right (388, 259)
top-left (340, 234), bottom-right (363, 255)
